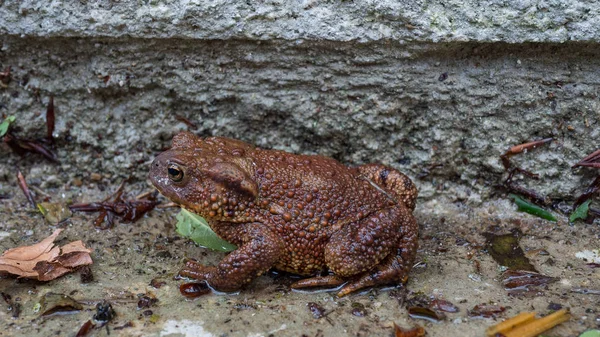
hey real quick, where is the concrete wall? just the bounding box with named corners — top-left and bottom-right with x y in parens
top-left (1, 1), bottom-right (599, 204)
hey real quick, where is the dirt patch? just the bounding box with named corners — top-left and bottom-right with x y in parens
top-left (1, 185), bottom-right (598, 336)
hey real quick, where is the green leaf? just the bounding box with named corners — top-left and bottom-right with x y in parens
top-left (570, 200), bottom-right (592, 223)
top-left (175, 208), bottom-right (237, 252)
top-left (0, 115), bottom-right (16, 137)
top-left (579, 330), bottom-right (600, 337)
top-left (509, 194), bottom-right (557, 222)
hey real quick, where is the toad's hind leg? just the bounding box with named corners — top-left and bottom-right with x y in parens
top-left (357, 163), bottom-right (418, 211)
top-left (336, 204), bottom-right (418, 297)
top-left (291, 208), bottom-right (400, 292)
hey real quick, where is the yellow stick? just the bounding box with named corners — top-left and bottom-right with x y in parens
top-left (504, 309), bottom-right (571, 337)
top-left (486, 312), bottom-right (536, 336)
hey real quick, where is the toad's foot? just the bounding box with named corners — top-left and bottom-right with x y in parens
top-left (176, 259), bottom-right (216, 280)
top-left (336, 253), bottom-right (410, 297)
top-left (290, 275), bottom-right (345, 289)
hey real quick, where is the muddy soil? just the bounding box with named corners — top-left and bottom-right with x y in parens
top-left (1, 180), bottom-right (598, 336)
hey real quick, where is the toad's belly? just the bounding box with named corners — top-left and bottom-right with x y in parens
top-left (274, 236), bottom-right (328, 275)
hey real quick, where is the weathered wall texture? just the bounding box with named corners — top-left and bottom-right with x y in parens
top-left (1, 1), bottom-right (599, 204)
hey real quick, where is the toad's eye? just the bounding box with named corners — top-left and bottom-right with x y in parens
top-left (167, 164), bottom-right (184, 182)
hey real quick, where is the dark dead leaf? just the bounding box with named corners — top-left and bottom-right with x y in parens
top-left (17, 170), bottom-right (37, 209)
top-left (46, 96), bottom-right (54, 142)
top-left (79, 265), bottom-right (94, 283)
top-left (4, 133), bottom-right (58, 163)
top-left (179, 281), bottom-right (210, 299)
top-left (407, 307), bottom-right (445, 322)
top-left (75, 320), bottom-right (95, 337)
top-left (484, 229), bottom-right (537, 272)
top-left (2, 292), bottom-right (21, 318)
top-left (69, 184), bottom-right (159, 229)
top-left (137, 293), bottom-right (158, 310)
top-left (573, 149), bottom-right (600, 169)
top-left (502, 270), bottom-right (557, 296)
top-left (308, 302), bottom-right (326, 319)
top-left (0, 66), bottom-right (10, 87)
top-left (39, 292), bottom-right (83, 317)
top-left (394, 323), bottom-right (425, 337)
top-left (468, 304), bottom-right (505, 318)
top-left (573, 175), bottom-right (600, 209)
top-left (113, 322), bottom-right (134, 331)
top-left (429, 299), bottom-right (459, 313)
top-left (150, 278), bottom-right (166, 289)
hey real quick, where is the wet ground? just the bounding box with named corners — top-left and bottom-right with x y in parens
top-left (1, 182), bottom-right (599, 337)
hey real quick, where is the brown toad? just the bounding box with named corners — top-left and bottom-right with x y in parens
top-left (149, 131), bottom-right (418, 296)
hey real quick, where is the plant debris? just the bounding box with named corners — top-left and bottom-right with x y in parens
top-left (571, 288), bottom-right (600, 295)
top-left (468, 304), bottom-right (506, 318)
top-left (573, 176), bottom-right (600, 208)
top-left (75, 320), bottom-right (96, 337)
top-left (2, 96), bottom-right (59, 162)
top-left (570, 199), bottom-right (592, 223)
top-left (4, 133), bottom-right (59, 162)
top-left (0, 229), bottom-right (93, 281)
top-left (501, 270), bottom-right (557, 296)
top-left (39, 292), bottom-right (83, 317)
top-left (404, 293), bottom-right (458, 322)
top-left (17, 169), bottom-right (37, 209)
top-left (350, 302), bottom-right (367, 317)
top-left (38, 202), bottom-right (73, 224)
top-left (573, 149), bottom-right (600, 169)
top-left (46, 95), bottom-right (55, 142)
top-left (500, 139), bottom-right (556, 213)
top-left (393, 323), bottom-right (425, 337)
top-left (307, 302), bottom-right (326, 319)
top-left (137, 293), bottom-right (158, 310)
top-left (0, 115), bottom-right (15, 137)
top-left (175, 208), bottom-right (237, 252)
top-left (69, 182), bottom-right (159, 229)
top-left (150, 278), bottom-right (167, 289)
top-left (578, 330), bottom-right (600, 337)
top-left (429, 299), bottom-right (459, 313)
top-left (179, 281), bottom-right (211, 299)
top-left (509, 194), bottom-right (556, 222)
top-left (501, 138), bottom-right (552, 169)
top-left (79, 265), bottom-right (94, 283)
top-left (407, 306), bottom-right (445, 322)
top-left (174, 115), bottom-right (198, 130)
top-left (485, 309), bottom-right (570, 337)
top-left (0, 66), bottom-right (10, 88)
top-left (484, 229), bottom-right (537, 272)
top-left (1, 292), bottom-right (21, 318)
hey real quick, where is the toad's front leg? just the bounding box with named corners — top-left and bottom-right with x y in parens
top-left (177, 222), bottom-right (283, 292)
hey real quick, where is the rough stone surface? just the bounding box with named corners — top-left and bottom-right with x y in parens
top-left (1, 1), bottom-right (600, 43)
top-left (1, 36), bottom-right (599, 204)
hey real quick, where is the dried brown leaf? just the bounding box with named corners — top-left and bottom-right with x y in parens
top-left (0, 229), bottom-right (93, 281)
